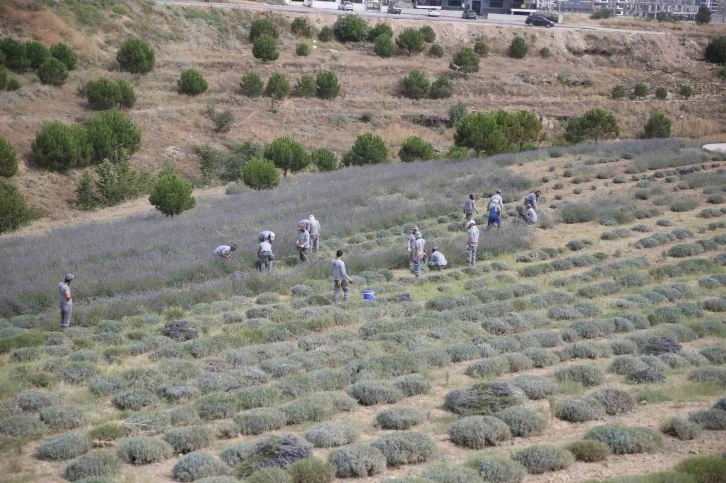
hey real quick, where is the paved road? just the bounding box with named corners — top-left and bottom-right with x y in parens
top-left (156, 0), bottom-right (665, 33)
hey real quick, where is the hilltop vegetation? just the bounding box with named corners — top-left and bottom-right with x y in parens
top-left (0, 139), bottom-right (725, 482)
top-left (0, 0), bottom-right (725, 228)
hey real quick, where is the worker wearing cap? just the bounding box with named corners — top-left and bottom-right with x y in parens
top-left (258, 231), bottom-right (275, 243)
top-left (427, 246), bottom-right (448, 270)
top-left (466, 221), bottom-right (480, 266)
top-left (59, 273), bottom-right (74, 330)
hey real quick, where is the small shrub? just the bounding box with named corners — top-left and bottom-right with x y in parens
top-left (37, 432), bottom-right (92, 461)
top-left (293, 74), bottom-right (317, 98)
top-left (163, 426), bottom-right (214, 454)
top-left (347, 382), bottom-right (403, 406)
top-left (584, 425), bottom-right (662, 454)
top-left (589, 388), bottom-right (635, 415)
top-left (704, 36), bottom-right (726, 64)
top-left (287, 457), bottom-right (336, 483)
top-left (376, 407), bottom-right (424, 430)
top-left (117, 437), bottom-right (174, 464)
top-left (50, 43), bottom-right (77, 70)
top-left (444, 382), bottom-right (520, 416)
top-left (39, 405), bottom-right (85, 429)
top-left (429, 43), bottom-right (444, 57)
top-left (688, 409), bottom-right (726, 430)
top-left (253, 35), bottom-right (280, 62)
top-left (116, 38), bottom-right (155, 74)
top-left (342, 133), bottom-right (388, 166)
top-left (332, 14), bottom-right (369, 42)
top-left (396, 28), bottom-right (426, 55)
top-left (371, 431), bottom-right (437, 465)
top-left (450, 47), bottom-right (479, 78)
top-left (655, 87), bottom-right (667, 100)
top-left (494, 406), bottom-right (546, 437)
top-left (178, 68), bottom-right (208, 96)
top-left (16, 390), bottom-right (56, 412)
top-left (429, 74), bottom-right (454, 100)
top-left (554, 365), bottom-right (604, 387)
top-left (540, 47), bottom-right (551, 58)
top-left (295, 43), bottom-right (309, 57)
top-left (0, 138), bottom-right (18, 178)
top-left (509, 37), bottom-right (528, 59)
top-left (675, 455), bottom-right (726, 483)
top-left (305, 423), bottom-right (358, 448)
top-left (233, 408), bottom-right (286, 435)
top-left (510, 374), bottom-right (555, 399)
top-left (474, 40), bottom-right (489, 56)
top-left (245, 468), bottom-right (292, 483)
top-left (660, 417), bottom-right (701, 440)
top-left (633, 83), bottom-right (648, 98)
top-left (644, 112), bottom-right (672, 139)
top-left (313, 70), bottom-right (340, 99)
top-left (64, 450), bottom-right (122, 482)
top-left (38, 57), bottom-right (68, 86)
top-left (671, 198), bottom-right (699, 212)
top-left (241, 73), bottom-right (264, 97)
top-left (472, 456), bottom-right (527, 483)
top-left (512, 445), bottom-right (573, 474)
top-left (172, 452), bottom-right (231, 482)
top-left (374, 34), bottom-right (394, 58)
top-left (318, 26), bottom-right (333, 42)
top-left (234, 434), bottom-right (311, 478)
top-left (328, 443), bottom-right (386, 478)
top-left (265, 72), bottom-right (289, 100)
top-left (554, 396), bottom-right (605, 423)
top-left (566, 440), bottom-right (610, 462)
top-left (400, 69), bottom-right (429, 99)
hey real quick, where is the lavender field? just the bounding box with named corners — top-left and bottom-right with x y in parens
top-left (0, 138), bottom-right (725, 483)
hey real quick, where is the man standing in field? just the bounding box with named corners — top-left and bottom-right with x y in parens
top-left (487, 189), bottom-right (503, 230)
top-left (332, 250), bottom-right (353, 302)
top-left (213, 244), bottom-right (237, 261)
top-left (308, 215), bottom-right (321, 252)
top-left (59, 274), bottom-right (74, 330)
top-left (462, 193), bottom-right (479, 227)
top-left (258, 231), bottom-right (275, 243)
top-left (297, 224), bottom-right (310, 262)
top-left (466, 221), bottom-right (479, 266)
top-left (413, 231), bottom-right (426, 278)
top-left (407, 226), bottom-right (419, 270)
top-left (427, 246), bottom-right (448, 270)
top-left (258, 237), bottom-right (274, 272)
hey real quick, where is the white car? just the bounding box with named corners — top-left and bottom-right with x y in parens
top-left (427, 8), bottom-right (440, 17)
top-left (339, 2), bottom-right (353, 10)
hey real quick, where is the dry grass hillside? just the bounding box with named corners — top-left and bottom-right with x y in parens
top-left (0, 0), bottom-right (725, 224)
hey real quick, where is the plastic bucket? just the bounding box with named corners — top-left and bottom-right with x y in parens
top-left (363, 289), bottom-right (376, 301)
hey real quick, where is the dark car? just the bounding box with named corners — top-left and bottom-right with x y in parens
top-left (387, 3), bottom-right (402, 13)
top-left (462, 7), bottom-right (477, 19)
top-left (525, 15), bottom-right (555, 27)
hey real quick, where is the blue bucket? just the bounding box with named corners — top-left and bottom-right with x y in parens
top-left (363, 289), bottom-right (376, 301)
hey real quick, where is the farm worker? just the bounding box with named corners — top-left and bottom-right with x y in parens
top-left (258, 238), bottom-right (274, 272)
top-left (487, 189), bottom-right (503, 230)
top-left (466, 221), bottom-right (479, 266)
top-left (523, 207), bottom-right (538, 224)
top-left (462, 193), bottom-right (479, 227)
top-left (524, 190), bottom-right (540, 211)
top-left (59, 273), bottom-right (74, 330)
top-left (332, 249), bottom-right (354, 302)
top-left (297, 224), bottom-right (310, 262)
top-left (427, 246), bottom-right (448, 270)
top-left (407, 226), bottom-right (419, 269)
top-left (413, 232), bottom-right (426, 278)
top-left (299, 219), bottom-right (309, 231)
top-left (258, 230), bottom-right (275, 243)
top-left (488, 189), bottom-right (504, 214)
top-left (213, 244), bottom-right (237, 261)
top-left (308, 215), bottom-right (321, 252)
